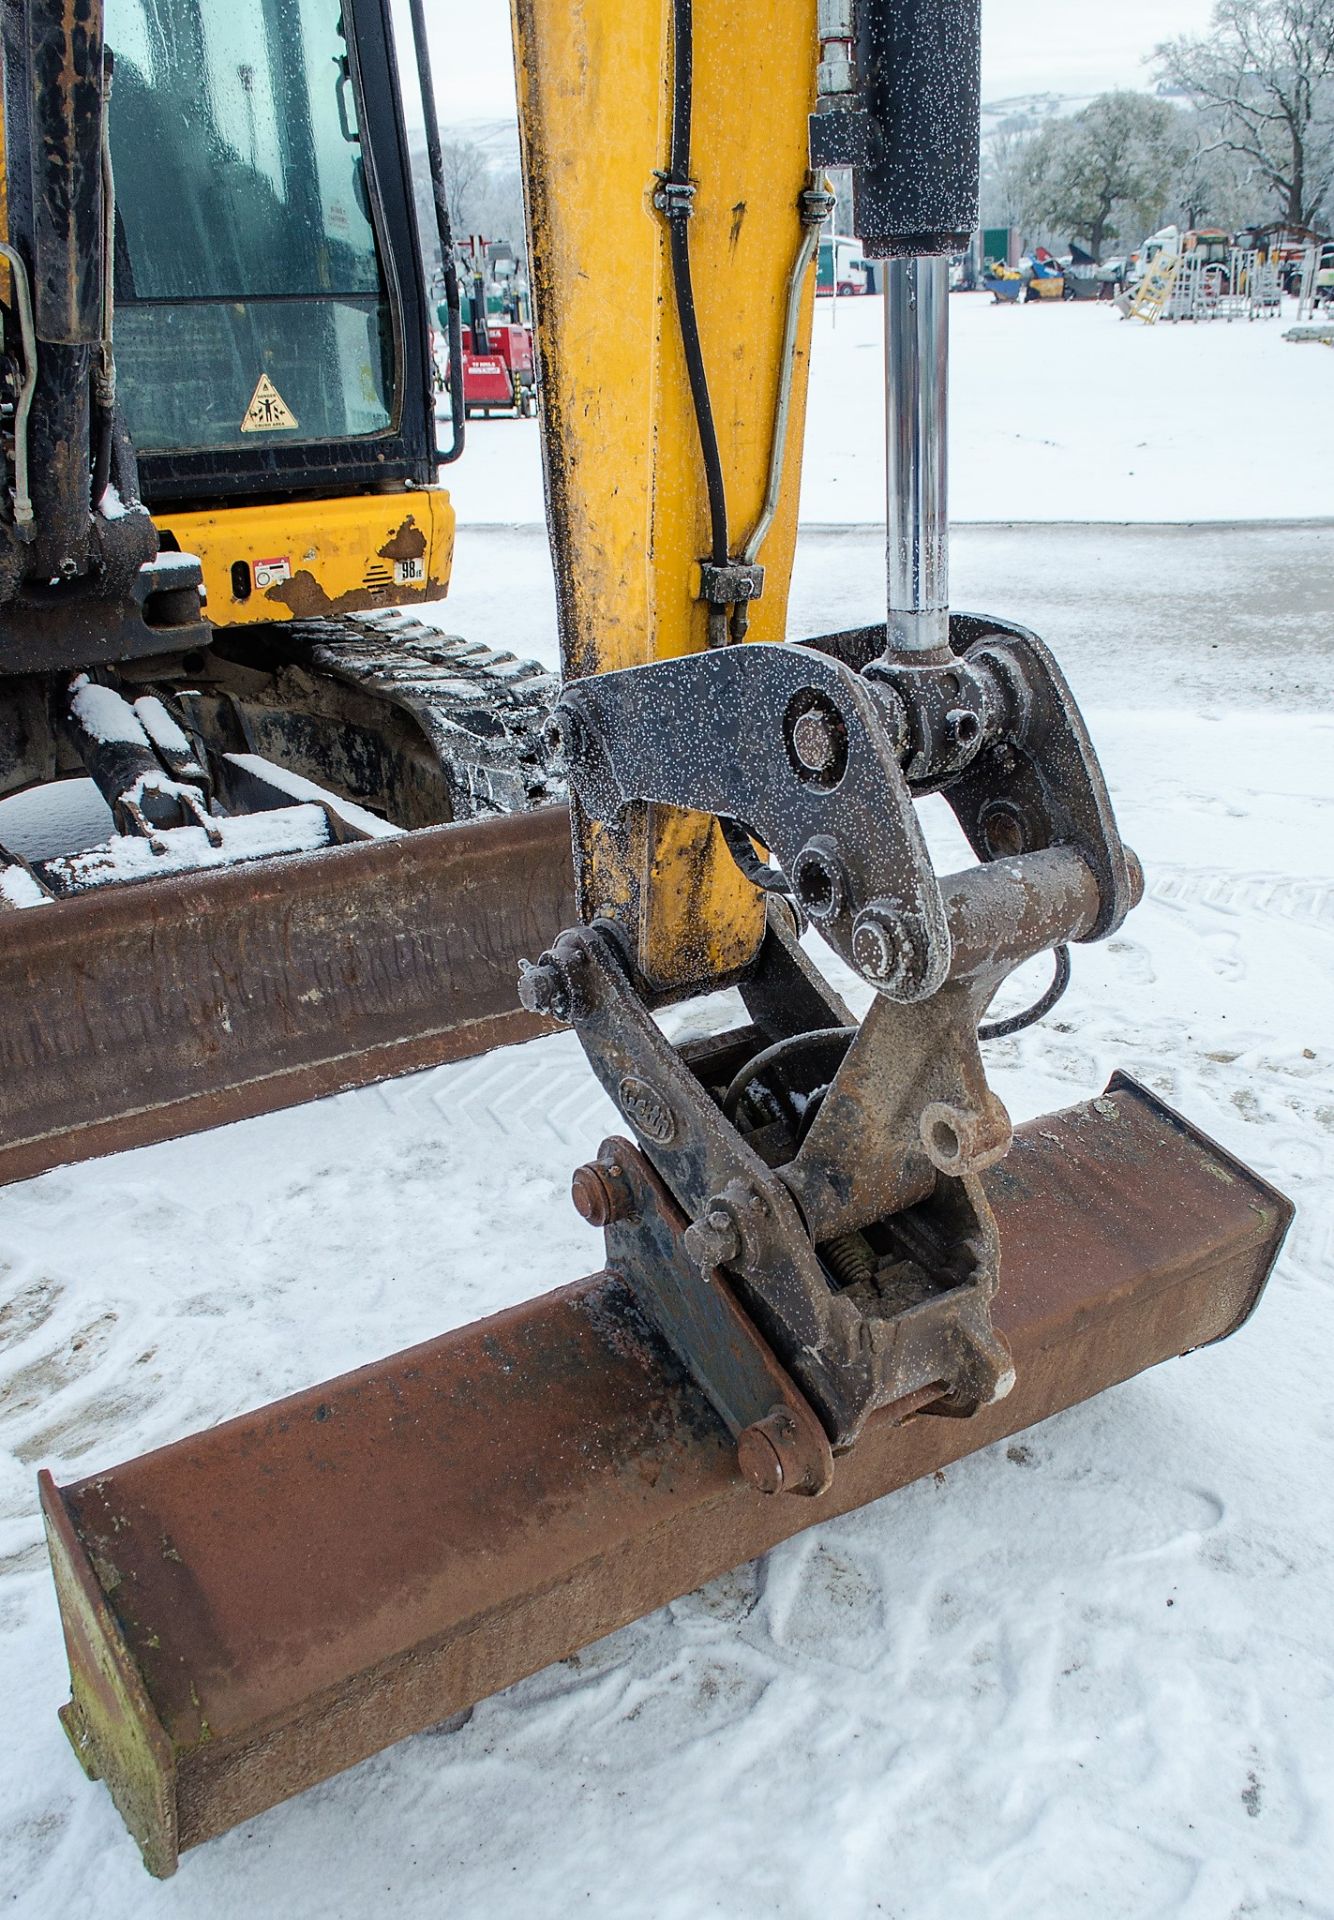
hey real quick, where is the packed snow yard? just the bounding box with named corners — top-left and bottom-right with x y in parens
top-left (3, 293), bottom-right (1333, 1919)
top-left (454, 292), bottom-right (1334, 527)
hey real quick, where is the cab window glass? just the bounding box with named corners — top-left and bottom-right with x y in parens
top-left (107, 0), bottom-right (393, 450)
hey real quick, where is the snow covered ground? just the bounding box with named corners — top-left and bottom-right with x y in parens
top-left (2, 513), bottom-right (1332, 1915)
top-left (453, 294), bottom-right (1334, 528)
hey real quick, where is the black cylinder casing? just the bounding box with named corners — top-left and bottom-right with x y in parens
top-left (853, 0), bottom-right (981, 258)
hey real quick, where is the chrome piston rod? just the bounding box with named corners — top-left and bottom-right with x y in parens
top-left (884, 255), bottom-right (950, 661)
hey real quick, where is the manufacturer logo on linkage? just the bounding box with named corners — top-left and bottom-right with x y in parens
top-left (618, 1075), bottom-right (676, 1146)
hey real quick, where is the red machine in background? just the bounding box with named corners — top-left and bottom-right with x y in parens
top-left (462, 312), bottom-right (537, 417)
top-left (457, 241), bottom-right (538, 418)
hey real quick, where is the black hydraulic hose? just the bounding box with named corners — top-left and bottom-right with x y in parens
top-left (92, 47), bottom-right (117, 511)
top-left (666, 0), bottom-right (729, 571)
top-left (722, 1026), bottom-right (855, 1124)
top-left (717, 815), bottom-right (794, 898)
top-left (978, 944), bottom-right (1072, 1041)
top-left (407, 0), bottom-right (465, 466)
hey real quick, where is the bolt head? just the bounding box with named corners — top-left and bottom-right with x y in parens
top-left (851, 910), bottom-right (902, 985)
top-left (791, 708), bottom-right (838, 774)
top-left (517, 954), bottom-right (572, 1022)
top-left (736, 1423), bottom-right (785, 1495)
top-left (571, 1161), bottom-right (631, 1227)
top-left (684, 1209), bottom-right (742, 1272)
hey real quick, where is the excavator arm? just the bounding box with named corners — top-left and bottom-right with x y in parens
top-left (38, 0), bottom-right (1291, 1877)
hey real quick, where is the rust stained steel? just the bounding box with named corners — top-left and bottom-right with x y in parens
top-left (0, 804), bottom-right (575, 1186)
top-left (41, 1075), bottom-right (1291, 1877)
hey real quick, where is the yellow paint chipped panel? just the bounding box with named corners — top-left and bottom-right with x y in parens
top-left (157, 489), bottom-right (455, 628)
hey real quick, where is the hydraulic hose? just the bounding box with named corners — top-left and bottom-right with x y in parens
top-left (664, 0), bottom-right (729, 574)
top-left (978, 944), bottom-right (1071, 1041)
top-left (0, 243), bottom-right (37, 528)
top-left (741, 186), bottom-right (831, 570)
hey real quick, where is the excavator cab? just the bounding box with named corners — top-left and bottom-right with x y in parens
top-left (106, 0), bottom-right (453, 619)
top-left (112, 0), bottom-right (401, 456)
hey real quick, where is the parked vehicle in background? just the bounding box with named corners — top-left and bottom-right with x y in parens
top-left (817, 235), bottom-right (870, 296)
top-left (446, 244), bottom-right (539, 419)
top-left (983, 263), bottom-right (1026, 302)
top-left (1245, 225), bottom-right (1332, 296)
top-left (1026, 249), bottom-right (1065, 300)
top-left (1315, 245), bottom-right (1334, 308)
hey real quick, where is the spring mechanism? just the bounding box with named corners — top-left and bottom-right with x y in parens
top-left (821, 1230), bottom-right (876, 1291)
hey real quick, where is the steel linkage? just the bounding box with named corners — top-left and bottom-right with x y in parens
top-left (523, 609), bottom-right (1144, 1455)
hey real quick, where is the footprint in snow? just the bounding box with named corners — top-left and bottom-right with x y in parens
top-left (1106, 937), bottom-right (1158, 986)
top-left (1202, 927), bottom-right (1246, 981)
top-left (760, 1541), bottom-right (885, 1666)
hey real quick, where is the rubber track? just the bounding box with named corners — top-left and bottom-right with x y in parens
top-left (292, 608), bottom-right (564, 820)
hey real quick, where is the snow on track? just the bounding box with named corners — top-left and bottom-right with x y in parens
top-left (2, 526), bottom-right (1331, 1916)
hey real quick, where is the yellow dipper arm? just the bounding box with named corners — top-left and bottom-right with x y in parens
top-left (511, 0), bottom-right (819, 989)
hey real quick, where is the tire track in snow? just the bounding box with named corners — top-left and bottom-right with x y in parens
top-left (1150, 866), bottom-right (1334, 931)
top-left (375, 1031), bottom-right (618, 1150)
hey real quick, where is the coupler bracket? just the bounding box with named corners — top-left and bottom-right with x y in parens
top-left (526, 621), bottom-right (1145, 1452)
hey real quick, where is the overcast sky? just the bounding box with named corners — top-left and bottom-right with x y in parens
top-left (406, 0), bottom-right (1220, 125)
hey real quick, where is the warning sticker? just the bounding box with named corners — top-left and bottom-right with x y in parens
top-left (394, 557), bottom-right (426, 585)
top-left (254, 556), bottom-right (292, 590)
top-left (241, 374), bottom-right (299, 433)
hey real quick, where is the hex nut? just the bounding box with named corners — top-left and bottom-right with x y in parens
top-left (683, 1207), bottom-right (742, 1272)
top-left (517, 954), bottom-right (571, 1022)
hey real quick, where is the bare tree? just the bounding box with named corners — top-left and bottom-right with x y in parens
top-left (981, 120), bottom-right (1038, 229)
top-left (1166, 113), bottom-right (1256, 229)
top-left (439, 138), bottom-right (489, 238)
top-left (1158, 0), bottom-right (1334, 227)
top-left (411, 133), bottom-right (529, 292)
top-left (1020, 92), bottom-right (1186, 259)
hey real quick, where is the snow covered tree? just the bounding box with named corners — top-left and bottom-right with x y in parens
top-left (439, 138), bottom-right (490, 239)
top-left (1019, 93), bottom-right (1186, 259)
top-left (1157, 0), bottom-right (1334, 228)
top-left (411, 132), bottom-right (529, 285)
top-left (980, 120), bottom-right (1038, 229)
top-left (1166, 116), bottom-right (1257, 230)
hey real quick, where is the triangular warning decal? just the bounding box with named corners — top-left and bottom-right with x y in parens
top-left (241, 374), bottom-right (299, 433)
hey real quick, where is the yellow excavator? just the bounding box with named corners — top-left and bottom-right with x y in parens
top-left (0, 0), bottom-right (570, 1186)
top-left (26, 0), bottom-right (1290, 1879)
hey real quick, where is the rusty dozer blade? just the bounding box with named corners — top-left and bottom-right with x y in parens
top-left (0, 805), bottom-right (575, 1187)
top-left (41, 1076), bottom-right (1290, 1877)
